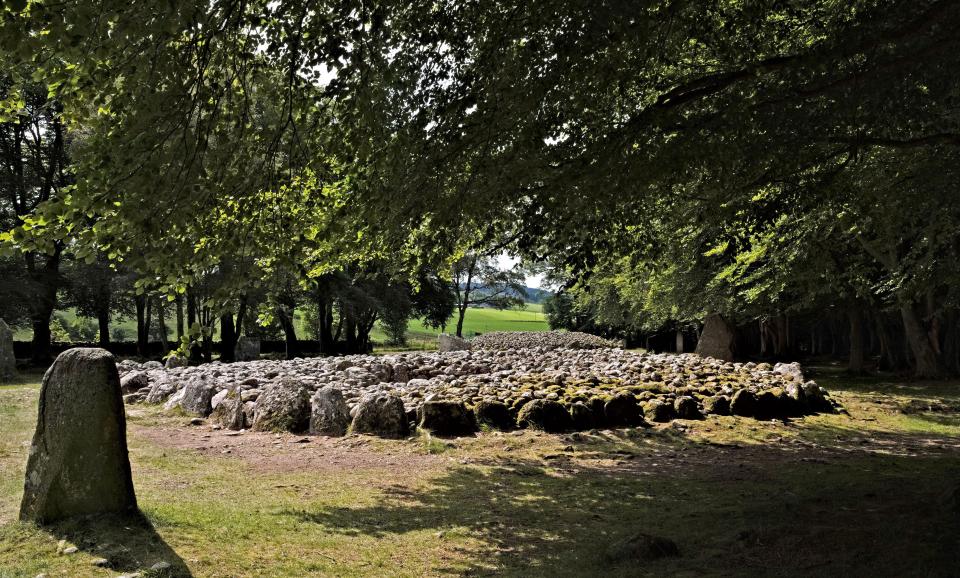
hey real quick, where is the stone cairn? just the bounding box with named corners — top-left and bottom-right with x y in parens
top-left (120, 331), bottom-right (839, 438)
top-left (20, 348), bottom-right (138, 523)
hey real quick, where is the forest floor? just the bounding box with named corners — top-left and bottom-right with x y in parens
top-left (1, 364), bottom-right (959, 577)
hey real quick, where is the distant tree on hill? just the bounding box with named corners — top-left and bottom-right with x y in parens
top-left (451, 254), bottom-right (526, 337)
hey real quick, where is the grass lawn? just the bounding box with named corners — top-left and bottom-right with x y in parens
top-left (2, 364), bottom-right (959, 576)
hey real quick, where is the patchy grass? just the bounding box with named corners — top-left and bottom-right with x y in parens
top-left (1, 370), bottom-right (960, 576)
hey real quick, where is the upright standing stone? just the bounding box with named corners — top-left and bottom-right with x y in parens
top-left (438, 334), bottom-right (471, 352)
top-left (20, 348), bottom-right (137, 523)
top-left (0, 319), bottom-right (15, 381)
top-left (695, 313), bottom-right (736, 361)
top-left (234, 336), bottom-right (261, 362)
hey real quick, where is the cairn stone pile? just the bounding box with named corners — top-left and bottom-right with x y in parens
top-left (472, 330), bottom-right (621, 350)
top-left (120, 335), bottom-right (839, 438)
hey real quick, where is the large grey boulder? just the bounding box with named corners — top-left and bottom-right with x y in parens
top-left (0, 319), bottom-right (15, 381)
top-left (517, 399), bottom-right (572, 432)
top-left (252, 378), bottom-right (311, 433)
top-left (310, 386), bottom-right (351, 436)
top-left (19, 348), bottom-right (137, 523)
top-left (350, 392), bottom-right (410, 438)
top-left (234, 336), bottom-right (260, 362)
top-left (438, 334), bottom-right (471, 352)
top-left (180, 378), bottom-right (215, 416)
top-left (695, 313), bottom-right (735, 361)
top-left (145, 378), bottom-right (177, 404)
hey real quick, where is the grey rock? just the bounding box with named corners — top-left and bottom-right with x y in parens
top-left (350, 392), bottom-right (410, 438)
top-left (234, 336), bottom-right (261, 362)
top-left (19, 348), bottom-right (137, 523)
top-left (120, 371), bottom-right (150, 394)
top-left (517, 399), bottom-right (572, 432)
top-left (180, 379), bottom-right (215, 416)
top-left (310, 386), bottom-right (351, 436)
top-left (674, 396), bottom-right (703, 420)
top-left (252, 379), bottom-right (311, 433)
top-left (164, 355), bottom-right (187, 369)
top-left (438, 334), bottom-right (471, 352)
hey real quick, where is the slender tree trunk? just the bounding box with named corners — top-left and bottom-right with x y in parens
top-left (176, 295), bottom-right (185, 340)
top-left (900, 303), bottom-right (942, 378)
top-left (135, 295), bottom-right (149, 358)
top-left (157, 298), bottom-right (169, 353)
top-left (220, 313), bottom-right (237, 362)
top-left (97, 308), bottom-right (110, 347)
top-left (276, 307), bottom-right (299, 359)
top-left (26, 253), bottom-right (60, 365)
top-left (848, 309), bottom-right (865, 374)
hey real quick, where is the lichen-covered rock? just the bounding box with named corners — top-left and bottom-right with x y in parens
top-left (0, 319), bottom-right (16, 381)
top-left (19, 348), bottom-right (137, 523)
top-left (644, 399), bottom-right (676, 423)
top-left (350, 392), bottom-right (409, 438)
top-left (674, 396), bottom-right (704, 420)
top-left (604, 394), bottom-right (646, 427)
top-left (730, 389), bottom-right (757, 417)
top-left (211, 391), bottom-right (246, 430)
top-left (145, 378), bottom-right (177, 404)
top-left (774, 362), bottom-right (805, 383)
top-left (474, 400), bottom-right (514, 430)
top-left (418, 400), bottom-right (476, 436)
top-left (310, 386), bottom-right (351, 436)
top-left (120, 371), bottom-right (150, 394)
top-left (472, 331), bottom-right (620, 351)
top-left (165, 355), bottom-right (187, 369)
top-left (702, 395), bottom-right (730, 416)
top-left (252, 379), bottom-right (311, 433)
top-left (180, 379), bottom-right (215, 416)
top-left (517, 399), bottom-right (572, 432)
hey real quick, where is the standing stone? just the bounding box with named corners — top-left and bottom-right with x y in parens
top-left (234, 336), bottom-right (261, 362)
top-left (310, 386), bottom-right (351, 436)
top-left (418, 400), bottom-right (477, 436)
top-left (20, 348), bottom-right (137, 523)
top-left (695, 313), bottom-right (736, 361)
top-left (438, 334), bottom-right (471, 352)
top-left (0, 319), bottom-right (16, 381)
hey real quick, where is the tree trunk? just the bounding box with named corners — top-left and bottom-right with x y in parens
top-left (277, 307), bottom-right (299, 359)
top-left (900, 303), bottom-right (942, 378)
top-left (97, 308), bottom-right (110, 347)
top-left (156, 298), bottom-right (169, 353)
top-left (135, 295), bottom-right (149, 358)
top-left (26, 253), bottom-right (60, 365)
top-left (219, 313), bottom-right (237, 362)
top-left (848, 309), bottom-right (865, 374)
top-left (176, 295), bottom-right (185, 341)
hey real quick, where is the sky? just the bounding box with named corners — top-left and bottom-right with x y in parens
top-left (495, 253), bottom-right (545, 290)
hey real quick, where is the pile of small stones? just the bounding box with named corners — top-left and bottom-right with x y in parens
top-left (472, 331), bottom-right (621, 350)
top-left (118, 340), bottom-right (839, 437)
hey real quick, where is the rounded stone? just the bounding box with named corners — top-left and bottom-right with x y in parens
top-left (517, 399), bottom-right (572, 432)
top-left (350, 392), bottom-right (410, 438)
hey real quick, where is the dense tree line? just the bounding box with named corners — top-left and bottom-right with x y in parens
top-left (1, 1), bottom-right (958, 375)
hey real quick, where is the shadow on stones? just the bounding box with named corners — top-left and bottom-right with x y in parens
top-left (280, 425), bottom-right (960, 576)
top-left (48, 512), bottom-right (191, 577)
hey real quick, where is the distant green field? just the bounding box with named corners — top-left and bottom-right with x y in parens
top-left (14, 304), bottom-right (549, 351)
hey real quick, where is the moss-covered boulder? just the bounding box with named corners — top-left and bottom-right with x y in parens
top-left (569, 402), bottom-right (597, 430)
top-left (674, 396), bottom-right (704, 420)
top-left (419, 400), bottom-right (477, 436)
top-left (474, 400), bottom-right (514, 430)
top-left (310, 386), bottom-right (351, 436)
top-left (604, 394), bottom-right (646, 427)
top-left (517, 399), bottom-right (572, 432)
top-left (702, 395), bottom-right (730, 416)
top-left (730, 389), bottom-right (757, 417)
top-left (644, 399), bottom-right (676, 423)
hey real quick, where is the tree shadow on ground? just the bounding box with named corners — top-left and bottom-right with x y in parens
top-left (48, 511), bottom-right (191, 577)
top-left (283, 425), bottom-right (960, 577)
